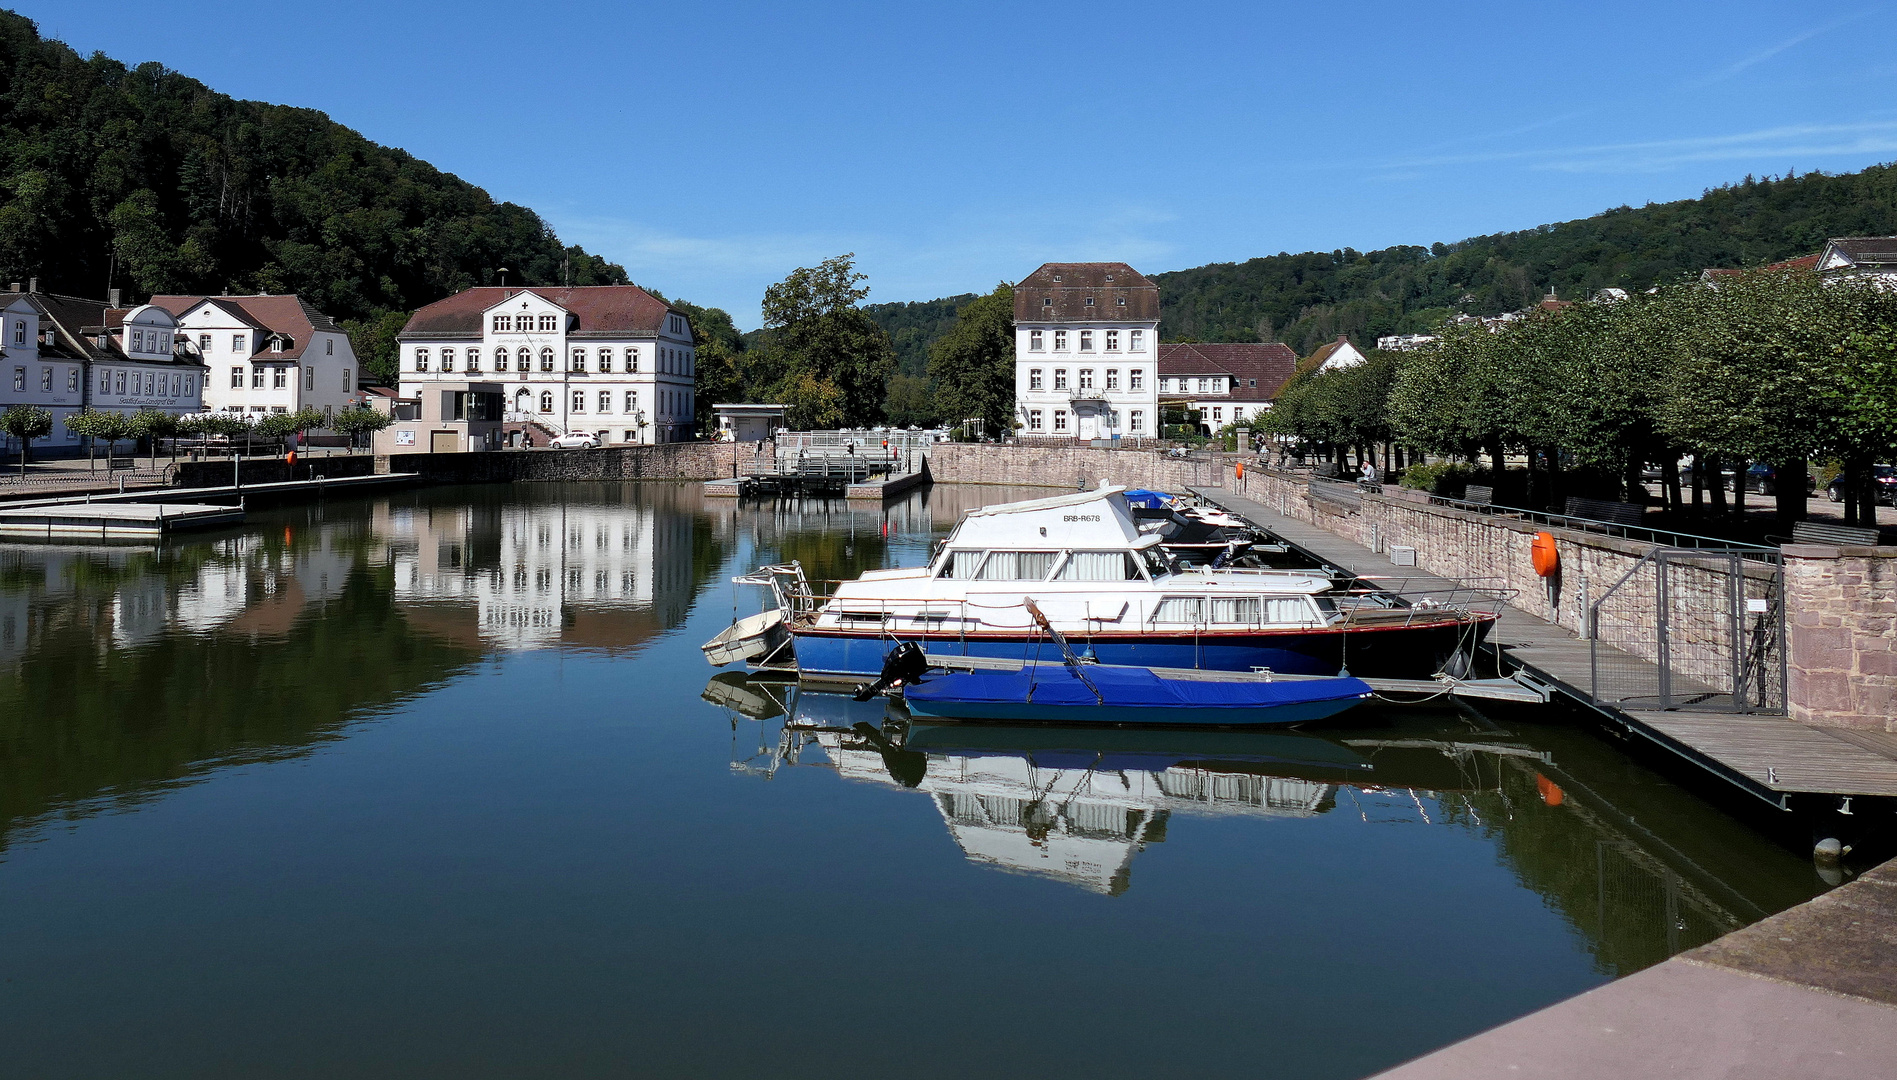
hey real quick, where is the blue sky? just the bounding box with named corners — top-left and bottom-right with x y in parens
top-left (19, 1), bottom-right (1897, 327)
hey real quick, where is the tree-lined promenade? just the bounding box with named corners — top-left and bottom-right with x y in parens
top-left (1263, 268), bottom-right (1897, 528)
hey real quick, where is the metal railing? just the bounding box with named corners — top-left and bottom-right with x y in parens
top-left (1589, 547), bottom-right (1785, 713)
top-left (1422, 492), bottom-right (1779, 561)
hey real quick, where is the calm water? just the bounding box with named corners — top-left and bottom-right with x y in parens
top-left (0, 483), bottom-right (1830, 1079)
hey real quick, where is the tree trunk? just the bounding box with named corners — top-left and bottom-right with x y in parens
top-left (1663, 456), bottom-right (1682, 512)
top-left (1690, 453), bottom-right (1704, 513)
top-left (1774, 457), bottom-right (1806, 524)
top-left (1706, 453), bottom-right (1727, 514)
top-left (1732, 458), bottom-right (1749, 520)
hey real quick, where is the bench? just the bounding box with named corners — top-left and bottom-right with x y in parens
top-left (1563, 496), bottom-right (1646, 526)
top-left (1462, 484), bottom-right (1494, 506)
top-left (108, 456), bottom-right (135, 471)
top-left (1790, 520), bottom-right (1881, 547)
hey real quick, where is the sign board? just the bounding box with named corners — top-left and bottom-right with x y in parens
top-left (394, 430), bottom-right (416, 446)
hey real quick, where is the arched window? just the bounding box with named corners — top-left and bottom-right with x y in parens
top-left (516, 347), bottom-right (530, 372)
top-left (571, 389), bottom-right (586, 412)
top-left (625, 347), bottom-right (639, 373)
top-left (492, 349), bottom-right (508, 372)
top-left (538, 391), bottom-right (553, 412)
top-left (415, 349), bottom-right (429, 372)
top-left (540, 348), bottom-right (554, 372)
top-left (570, 349), bottom-right (586, 372)
top-left (595, 348), bottom-right (612, 371)
top-left (464, 348), bottom-right (479, 372)
top-left (440, 348), bottom-right (455, 370)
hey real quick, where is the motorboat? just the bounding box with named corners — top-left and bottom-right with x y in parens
top-left (716, 486), bottom-right (1495, 681)
top-left (903, 663), bottom-right (1372, 726)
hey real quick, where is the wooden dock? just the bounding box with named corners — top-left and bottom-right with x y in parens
top-left (1189, 485), bottom-right (1897, 806)
top-left (0, 501), bottom-right (243, 538)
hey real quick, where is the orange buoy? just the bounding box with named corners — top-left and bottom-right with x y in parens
top-left (1536, 773), bottom-right (1564, 807)
top-left (1531, 531), bottom-right (1559, 577)
top-left (1235, 461), bottom-right (1245, 481)
top-left (285, 449), bottom-right (298, 466)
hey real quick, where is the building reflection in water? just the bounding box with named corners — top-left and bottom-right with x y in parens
top-left (707, 676), bottom-right (1822, 976)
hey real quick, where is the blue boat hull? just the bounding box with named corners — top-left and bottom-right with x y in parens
top-left (790, 618), bottom-right (1488, 681)
top-left (902, 665), bottom-right (1373, 727)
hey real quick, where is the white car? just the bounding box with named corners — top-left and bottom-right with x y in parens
top-left (549, 431), bottom-right (600, 449)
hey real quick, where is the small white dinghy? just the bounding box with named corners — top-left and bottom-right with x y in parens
top-left (702, 608), bottom-right (790, 666)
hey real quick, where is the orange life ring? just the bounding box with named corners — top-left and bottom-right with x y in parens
top-left (1531, 531), bottom-right (1559, 577)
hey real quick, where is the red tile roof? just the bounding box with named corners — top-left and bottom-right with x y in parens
top-left (149, 294), bottom-right (340, 359)
top-left (1700, 252), bottom-right (1821, 280)
top-left (1014, 263), bottom-right (1160, 323)
top-left (398, 286), bottom-right (677, 339)
top-left (1157, 342), bottom-right (1299, 402)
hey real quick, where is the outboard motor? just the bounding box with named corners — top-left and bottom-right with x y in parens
top-left (852, 641), bottom-right (932, 701)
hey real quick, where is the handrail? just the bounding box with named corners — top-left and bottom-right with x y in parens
top-left (1425, 492), bottom-right (1778, 558)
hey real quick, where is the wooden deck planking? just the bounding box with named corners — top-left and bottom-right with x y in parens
top-left (1190, 484), bottom-right (1897, 800)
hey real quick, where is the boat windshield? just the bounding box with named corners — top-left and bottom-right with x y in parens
top-left (1139, 546), bottom-right (1173, 579)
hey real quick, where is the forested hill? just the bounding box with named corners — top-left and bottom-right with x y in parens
top-left (867, 163), bottom-right (1897, 359)
top-left (0, 9), bottom-right (625, 327)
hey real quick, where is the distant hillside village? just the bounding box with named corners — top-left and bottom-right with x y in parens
top-left (6, 233), bottom-right (1894, 459)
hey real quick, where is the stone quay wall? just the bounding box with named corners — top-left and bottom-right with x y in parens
top-left (926, 443), bottom-right (1236, 492)
top-left (381, 442), bottom-right (742, 485)
top-left (1783, 545), bottom-right (1897, 731)
top-left (172, 454), bottom-right (377, 488)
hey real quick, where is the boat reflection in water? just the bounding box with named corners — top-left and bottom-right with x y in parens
top-left (705, 679), bottom-right (1554, 896)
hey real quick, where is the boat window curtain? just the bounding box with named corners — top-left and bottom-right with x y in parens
top-left (1263, 597), bottom-right (1315, 626)
top-left (1151, 597), bottom-right (1203, 624)
top-left (976, 551), bottom-right (1056, 580)
top-left (1210, 598), bottom-right (1261, 625)
top-left (1058, 551), bottom-right (1130, 581)
top-left (940, 551), bottom-right (977, 579)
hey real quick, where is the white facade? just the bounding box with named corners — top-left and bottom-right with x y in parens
top-left (399, 289), bottom-right (697, 445)
top-left (1012, 265), bottom-right (1160, 441)
top-left (175, 299), bottom-right (357, 422)
top-left (0, 296), bottom-right (86, 450)
top-left (92, 304), bottom-right (207, 420)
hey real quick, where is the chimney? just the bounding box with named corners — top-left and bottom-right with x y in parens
top-left (8, 282), bottom-right (18, 292)
top-left (27, 277), bottom-right (36, 294)
top-left (109, 288), bottom-right (122, 308)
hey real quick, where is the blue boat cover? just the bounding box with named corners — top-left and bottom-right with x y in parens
top-left (906, 665), bottom-right (1371, 709)
top-left (1120, 489), bottom-right (1173, 509)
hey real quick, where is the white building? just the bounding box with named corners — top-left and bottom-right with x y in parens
top-left (1303, 335), bottom-right (1368, 373)
top-left (153, 294), bottom-right (362, 424)
top-left (0, 287), bottom-right (207, 457)
top-left (1156, 342), bottom-right (1300, 434)
top-left (397, 285), bottom-right (698, 445)
top-left (1012, 263), bottom-right (1159, 440)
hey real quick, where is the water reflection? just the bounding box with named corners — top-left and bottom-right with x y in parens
top-left (713, 681), bottom-right (1820, 976)
top-left (0, 484), bottom-right (734, 852)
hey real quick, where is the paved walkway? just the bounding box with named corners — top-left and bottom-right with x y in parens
top-left (1190, 485), bottom-right (1897, 801)
top-left (1370, 858), bottom-right (1897, 1080)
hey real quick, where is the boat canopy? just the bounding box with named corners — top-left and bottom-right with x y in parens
top-left (949, 487), bottom-right (1150, 550)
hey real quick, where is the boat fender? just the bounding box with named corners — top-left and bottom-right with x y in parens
top-left (852, 641), bottom-right (932, 701)
top-left (1531, 531), bottom-right (1559, 577)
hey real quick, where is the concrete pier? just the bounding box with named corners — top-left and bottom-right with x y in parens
top-left (0, 501), bottom-right (243, 538)
top-left (1371, 857), bottom-right (1897, 1080)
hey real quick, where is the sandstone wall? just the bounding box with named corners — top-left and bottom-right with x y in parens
top-left (926, 443), bottom-right (1235, 492)
top-left (172, 454), bottom-right (377, 488)
top-left (1784, 545), bottom-right (1897, 731)
top-left (383, 443), bottom-right (741, 484)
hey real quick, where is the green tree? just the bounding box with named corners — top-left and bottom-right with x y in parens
top-left (0, 404), bottom-right (52, 476)
top-left (126, 408), bottom-right (180, 468)
top-left (329, 407), bottom-right (390, 453)
top-left (883, 373), bottom-right (936, 429)
top-left (65, 409), bottom-right (130, 473)
top-left (925, 284), bottom-right (1014, 436)
top-left (760, 254), bottom-right (897, 428)
top-left (339, 311), bottom-right (410, 386)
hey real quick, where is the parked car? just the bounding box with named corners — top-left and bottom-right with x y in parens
top-left (549, 430), bottom-right (600, 450)
top-left (1825, 465), bottom-right (1897, 505)
top-left (1743, 463), bottom-right (1817, 496)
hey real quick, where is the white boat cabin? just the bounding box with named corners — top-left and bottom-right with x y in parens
top-left (810, 487), bottom-right (1339, 633)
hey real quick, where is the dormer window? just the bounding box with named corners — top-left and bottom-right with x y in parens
top-left (12, 320), bottom-right (24, 345)
top-left (1084, 297), bottom-right (1095, 306)
top-left (1052, 274), bottom-right (1063, 282)
top-left (131, 329), bottom-right (144, 351)
top-left (1104, 274), bottom-right (1114, 282)
top-left (1117, 297), bottom-right (1126, 305)
top-left (1043, 297), bottom-right (1052, 307)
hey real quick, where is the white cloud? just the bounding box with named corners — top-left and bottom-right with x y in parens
top-left (1378, 119), bottom-right (1897, 174)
